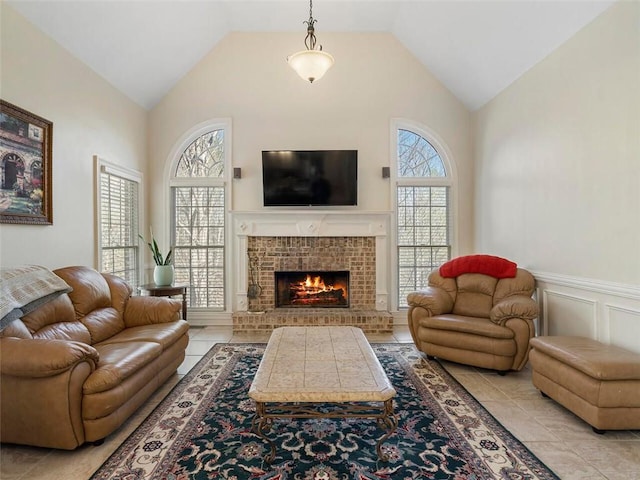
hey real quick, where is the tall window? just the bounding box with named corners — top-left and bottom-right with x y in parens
top-left (395, 125), bottom-right (453, 308)
top-left (96, 157), bottom-right (141, 287)
top-left (170, 127), bottom-right (228, 310)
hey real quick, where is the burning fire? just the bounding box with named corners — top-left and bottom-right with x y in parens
top-left (290, 274), bottom-right (348, 304)
top-left (304, 275), bottom-right (329, 291)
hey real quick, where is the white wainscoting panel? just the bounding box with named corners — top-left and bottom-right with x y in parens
top-left (533, 271), bottom-right (640, 353)
top-left (606, 305), bottom-right (640, 354)
top-left (542, 290), bottom-right (597, 337)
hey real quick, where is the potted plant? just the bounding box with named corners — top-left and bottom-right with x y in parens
top-left (139, 229), bottom-right (174, 286)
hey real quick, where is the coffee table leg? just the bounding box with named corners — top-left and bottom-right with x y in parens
top-left (252, 402), bottom-right (276, 463)
top-left (375, 399), bottom-right (398, 461)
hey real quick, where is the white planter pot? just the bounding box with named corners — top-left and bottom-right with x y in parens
top-left (153, 265), bottom-right (174, 286)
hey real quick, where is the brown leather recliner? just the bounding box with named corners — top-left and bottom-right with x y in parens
top-left (407, 255), bottom-right (539, 373)
top-left (0, 266), bottom-right (189, 449)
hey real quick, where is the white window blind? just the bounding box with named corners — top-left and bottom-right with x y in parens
top-left (98, 162), bottom-right (141, 287)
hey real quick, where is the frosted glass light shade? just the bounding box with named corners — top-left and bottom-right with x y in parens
top-left (287, 49), bottom-right (335, 83)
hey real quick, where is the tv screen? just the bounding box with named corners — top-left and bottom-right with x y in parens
top-left (262, 150), bottom-right (358, 206)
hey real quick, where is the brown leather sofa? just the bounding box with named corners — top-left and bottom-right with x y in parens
top-left (0, 266), bottom-right (189, 449)
top-left (407, 255), bottom-right (539, 373)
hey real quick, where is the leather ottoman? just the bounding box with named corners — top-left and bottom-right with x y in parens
top-left (529, 336), bottom-right (640, 432)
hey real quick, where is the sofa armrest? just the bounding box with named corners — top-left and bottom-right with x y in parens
top-left (490, 295), bottom-right (539, 326)
top-left (0, 337), bottom-right (98, 377)
top-left (123, 296), bottom-right (182, 328)
top-left (407, 287), bottom-right (454, 315)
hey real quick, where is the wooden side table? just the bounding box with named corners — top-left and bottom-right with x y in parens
top-left (138, 283), bottom-right (189, 320)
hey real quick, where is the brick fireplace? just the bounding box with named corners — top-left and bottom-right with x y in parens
top-left (232, 212), bottom-right (392, 332)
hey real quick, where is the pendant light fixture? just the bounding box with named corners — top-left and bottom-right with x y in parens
top-left (287, 0), bottom-right (334, 83)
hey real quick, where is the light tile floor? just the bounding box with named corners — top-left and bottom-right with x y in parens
top-left (1, 325), bottom-right (639, 479)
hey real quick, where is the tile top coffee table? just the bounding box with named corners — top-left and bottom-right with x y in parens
top-left (249, 326), bottom-right (397, 463)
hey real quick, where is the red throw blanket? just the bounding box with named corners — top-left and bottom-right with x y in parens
top-left (440, 254), bottom-right (517, 278)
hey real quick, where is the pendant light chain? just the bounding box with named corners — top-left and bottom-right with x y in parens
top-left (304, 0), bottom-right (318, 51)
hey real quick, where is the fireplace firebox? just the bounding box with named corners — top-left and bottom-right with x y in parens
top-left (275, 271), bottom-right (349, 308)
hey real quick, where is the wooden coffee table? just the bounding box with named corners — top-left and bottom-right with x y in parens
top-left (249, 326), bottom-right (397, 463)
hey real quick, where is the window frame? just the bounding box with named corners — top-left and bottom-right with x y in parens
top-left (166, 119), bottom-right (233, 314)
top-left (390, 119), bottom-right (458, 311)
top-left (94, 155), bottom-right (144, 287)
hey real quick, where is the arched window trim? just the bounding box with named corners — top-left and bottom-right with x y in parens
top-left (167, 119), bottom-right (232, 185)
top-left (163, 118), bottom-right (233, 316)
top-left (389, 118), bottom-right (460, 311)
top-left (390, 119), bottom-right (457, 186)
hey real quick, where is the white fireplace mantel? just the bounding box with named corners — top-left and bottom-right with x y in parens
top-left (232, 211), bottom-right (392, 312)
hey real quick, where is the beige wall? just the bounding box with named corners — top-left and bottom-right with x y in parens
top-left (149, 32), bottom-right (474, 255)
top-left (0, 5), bottom-right (147, 269)
top-left (474, 1), bottom-right (639, 285)
top-left (474, 1), bottom-right (640, 351)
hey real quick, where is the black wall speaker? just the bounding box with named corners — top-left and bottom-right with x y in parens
top-left (382, 167), bottom-right (390, 178)
top-left (233, 167), bottom-right (242, 179)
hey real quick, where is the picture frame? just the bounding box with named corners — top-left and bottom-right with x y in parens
top-left (0, 100), bottom-right (53, 225)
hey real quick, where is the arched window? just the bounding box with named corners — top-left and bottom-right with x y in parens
top-left (170, 124), bottom-right (230, 311)
top-left (393, 121), bottom-right (455, 308)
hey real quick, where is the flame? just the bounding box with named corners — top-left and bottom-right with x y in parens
top-left (294, 274), bottom-right (347, 297)
top-left (304, 275), bottom-right (329, 290)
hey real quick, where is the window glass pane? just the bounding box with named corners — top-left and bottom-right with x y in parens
top-left (172, 183), bottom-right (225, 310)
top-left (398, 248), bottom-right (415, 267)
top-left (414, 206), bottom-right (431, 226)
top-left (397, 206), bottom-right (413, 225)
top-left (431, 207), bottom-right (448, 226)
top-left (208, 248), bottom-right (225, 268)
top-left (430, 187), bottom-right (448, 206)
top-left (414, 227), bottom-right (431, 244)
top-left (175, 130), bottom-right (224, 178)
top-left (397, 129), bottom-right (446, 178)
top-left (414, 188), bottom-right (431, 205)
top-left (397, 227), bottom-right (415, 246)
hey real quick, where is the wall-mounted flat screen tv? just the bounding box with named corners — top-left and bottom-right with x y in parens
top-left (262, 150), bottom-right (358, 206)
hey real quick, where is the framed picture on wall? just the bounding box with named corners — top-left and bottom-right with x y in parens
top-left (0, 100), bottom-right (53, 225)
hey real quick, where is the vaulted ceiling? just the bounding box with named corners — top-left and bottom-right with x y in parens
top-left (6, 0), bottom-right (615, 111)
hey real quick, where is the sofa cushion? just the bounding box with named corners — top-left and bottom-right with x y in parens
top-left (84, 341), bottom-right (162, 394)
top-left (421, 314), bottom-right (515, 339)
top-left (54, 267), bottom-right (126, 344)
top-left (494, 269), bottom-right (536, 304)
top-left (21, 295), bottom-right (91, 344)
top-left (427, 271), bottom-right (458, 303)
top-left (81, 308), bottom-right (127, 344)
top-left (452, 274), bottom-right (497, 318)
top-left (54, 267), bottom-right (112, 316)
top-left (98, 320), bottom-right (189, 350)
top-left (124, 296), bottom-right (183, 327)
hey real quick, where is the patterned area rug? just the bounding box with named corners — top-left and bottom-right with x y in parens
top-left (91, 344), bottom-right (558, 479)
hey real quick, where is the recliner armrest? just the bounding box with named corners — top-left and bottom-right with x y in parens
top-left (407, 287), bottom-right (454, 315)
top-left (490, 295), bottom-right (539, 325)
top-left (124, 296), bottom-right (182, 327)
top-left (0, 337), bottom-right (98, 377)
